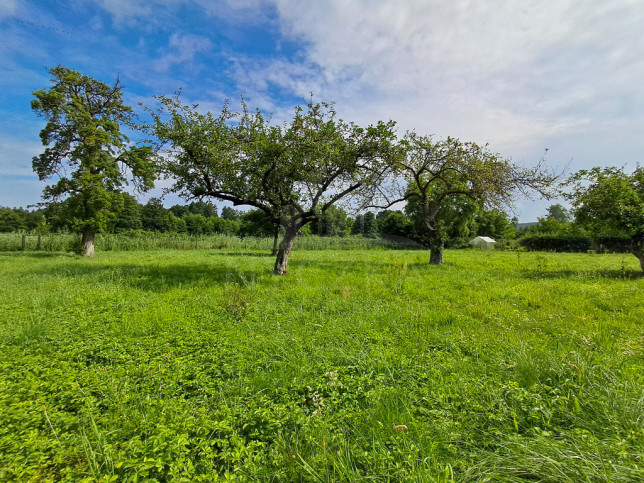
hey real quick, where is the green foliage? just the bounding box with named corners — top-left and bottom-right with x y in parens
top-left (310, 205), bottom-right (351, 237)
top-left (361, 211), bottom-right (379, 238)
top-left (148, 96), bottom-right (400, 273)
top-left (113, 194), bottom-right (143, 232)
top-left (239, 209), bottom-right (278, 238)
top-left (31, 66), bottom-right (157, 254)
top-left (0, 250), bottom-right (642, 480)
top-left (406, 190), bottom-right (478, 247)
top-left (377, 133), bottom-right (557, 263)
top-left (378, 210), bottom-right (416, 239)
top-left (568, 166), bottom-right (644, 269)
top-left (186, 200), bottom-right (218, 218)
top-left (473, 208), bottom-right (516, 240)
top-left (141, 198), bottom-right (185, 233)
top-left (546, 203), bottom-right (572, 223)
top-left (594, 234), bottom-right (634, 253)
top-left (519, 233), bottom-right (593, 252)
top-left (351, 214), bottom-right (364, 235)
top-left (0, 207), bottom-right (46, 232)
top-left (221, 206), bottom-right (244, 221)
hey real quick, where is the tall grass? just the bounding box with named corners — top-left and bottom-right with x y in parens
top-left (0, 232), bottom-right (422, 252)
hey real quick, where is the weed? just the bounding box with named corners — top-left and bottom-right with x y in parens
top-left (219, 283), bottom-right (254, 320)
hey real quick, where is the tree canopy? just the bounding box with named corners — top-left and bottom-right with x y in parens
top-left (372, 133), bottom-right (558, 263)
top-left (31, 66), bottom-right (157, 256)
top-left (148, 97), bottom-right (400, 274)
top-left (568, 166), bottom-right (644, 270)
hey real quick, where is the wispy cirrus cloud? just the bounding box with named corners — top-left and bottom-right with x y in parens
top-left (0, 0), bottom-right (18, 18)
top-left (154, 33), bottom-right (213, 72)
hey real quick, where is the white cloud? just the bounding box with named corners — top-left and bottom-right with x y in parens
top-left (204, 0), bottom-right (642, 220)
top-left (226, 0), bottom-right (644, 161)
top-left (0, 132), bottom-right (45, 207)
top-left (154, 33), bottom-right (213, 72)
top-left (0, 0), bottom-right (18, 18)
top-left (0, 134), bottom-right (41, 177)
top-left (93, 0), bottom-right (153, 24)
top-left (93, 0), bottom-right (272, 27)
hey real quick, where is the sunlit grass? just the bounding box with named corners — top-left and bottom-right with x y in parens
top-left (0, 249), bottom-right (642, 481)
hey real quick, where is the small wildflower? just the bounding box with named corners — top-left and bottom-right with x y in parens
top-left (306, 385), bottom-right (325, 416)
top-left (324, 370), bottom-right (343, 387)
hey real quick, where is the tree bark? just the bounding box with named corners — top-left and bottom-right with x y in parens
top-left (273, 225), bottom-right (299, 275)
top-left (82, 230), bottom-right (96, 258)
top-left (271, 228), bottom-right (279, 256)
top-left (428, 238), bottom-right (444, 265)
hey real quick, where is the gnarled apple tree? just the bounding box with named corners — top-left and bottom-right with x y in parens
top-left (371, 132), bottom-right (558, 264)
top-left (149, 97), bottom-right (400, 274)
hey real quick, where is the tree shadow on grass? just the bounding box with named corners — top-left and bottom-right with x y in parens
top-left (216, 251), bottom-right (276, 258)
top-left (520, 269), bottom-right (642, 281)
top-left (292, 257), bottom-right (405, 274)
top-left (24, 261), bottom-right (266, 292)
top-left (0, 252), bottom-right (75, 259)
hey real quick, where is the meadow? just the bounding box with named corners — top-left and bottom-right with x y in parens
top-left (0, 247), bottom-right (642, 481)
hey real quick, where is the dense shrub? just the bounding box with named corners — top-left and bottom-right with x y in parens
top-left (519, 233), bottom-right (592, 252)
top-left (594, 234), bottom-right (633, 253)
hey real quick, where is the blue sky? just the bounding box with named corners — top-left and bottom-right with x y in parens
top-left (2, 0), bottom-right (643, 221)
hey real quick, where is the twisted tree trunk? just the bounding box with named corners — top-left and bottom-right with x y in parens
top-left (633, 236), bottom-right (644, 271)
top-left (429, 238), bottom-right (444, 265)
top-left (82, 230), bottom-right (95, 258)
top-left (273, 224), bottom-right (299, 275)
top-left (271, 228), bottom-right (279, 256)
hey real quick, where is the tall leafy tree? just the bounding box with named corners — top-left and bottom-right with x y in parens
top-left (0, 208), bottom-right (24, 232)
top-left (371, 133), bottom-right (557, 264)
top-left (239, 209), bottom-right (280, 245)
top-left (31, 66), bottom-right (157, 256)
top-left (362, 211), bottom-right (379, 238)
top-left (474, 209), bottom-right (516, 240)
top-left (311, 205), bottom-right (351, 237)
top-left (114, 193), bottom-right (143, 232)
top-left (568, 166), bottom-right (644, 271)
top-left (221, 207), bottom-right (244, 221)
top-left (546, 203), bottom-right (571, 223)
top-left (351, 214), bottom-right (365, 235)
top-left (149, 97), bottom-right (399, 274)
top-left (188, 200), bottom-right (218, 218)
top-left (378, 211), bottom-right (415, 239)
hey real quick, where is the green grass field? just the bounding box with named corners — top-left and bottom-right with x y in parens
top-left (0, 248), bottom-right (642, 481)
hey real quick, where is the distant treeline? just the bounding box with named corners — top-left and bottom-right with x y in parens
top-left (0, 199), bottom-right (631, 253)
top-left (0, 195), bottom-right (517, 245)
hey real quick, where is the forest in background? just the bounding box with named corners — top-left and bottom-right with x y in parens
top-left (0, 199), bottom-right (632, 254)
